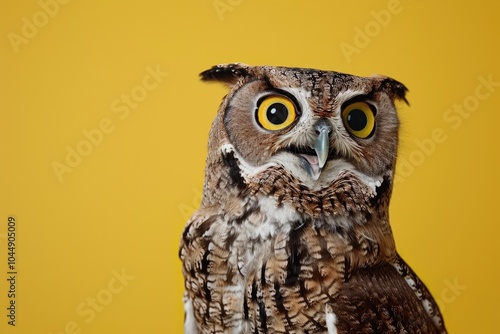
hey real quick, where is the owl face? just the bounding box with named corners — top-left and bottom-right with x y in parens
top-left (203, 64), bottom-right (407, 190)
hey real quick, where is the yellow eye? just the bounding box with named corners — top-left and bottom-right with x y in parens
top-left (256, 95), bottom-right (297, 131)
top-left (341, 102), bottom-right (376, 138)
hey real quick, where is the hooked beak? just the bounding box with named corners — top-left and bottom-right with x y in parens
top-left (297, 125), bottom-right (331, 180)
top-left (314, 128), bottom-right (330, 170)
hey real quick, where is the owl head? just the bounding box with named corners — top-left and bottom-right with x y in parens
top-left (200, 63), bottom-right (407, 218)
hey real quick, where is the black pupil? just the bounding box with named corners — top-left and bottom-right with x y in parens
top-left (266, 103), bottom-right (289, 124)
top-left (347, 109), bottom-right (367, 131)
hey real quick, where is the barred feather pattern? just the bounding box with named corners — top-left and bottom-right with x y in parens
top-left (180, 157), bottom-right (445, 333)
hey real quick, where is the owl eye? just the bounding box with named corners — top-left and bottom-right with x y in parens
top-left (256, 95), bottom-right (297, 131)
top-left (341, 101), bottom-right (376, 138)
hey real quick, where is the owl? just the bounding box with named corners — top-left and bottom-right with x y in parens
top-left (179, 63), bottom-right (446, 334)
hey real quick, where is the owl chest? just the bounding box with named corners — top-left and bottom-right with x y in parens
top-left (216, 200), bottom-right (300, 286)
top-left (196, 199), bottom-right (348, 333)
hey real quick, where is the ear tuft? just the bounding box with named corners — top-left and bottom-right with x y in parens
top-left (378, 77), bottom-right (409, 105)
top-left (200, 63), bottom-right (250, 85)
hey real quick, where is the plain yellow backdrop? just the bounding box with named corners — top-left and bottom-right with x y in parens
top-left (1, 1), bottom-right (499, 333)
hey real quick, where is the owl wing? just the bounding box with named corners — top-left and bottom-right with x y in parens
top-left (180, 208), bottom-right (243, 333)
top-left (391, 254), bottom-right (447, 333)
top-left (179, 211), bottom-right (212, 333)
top-left (330, 254), bottom-right (446, 334)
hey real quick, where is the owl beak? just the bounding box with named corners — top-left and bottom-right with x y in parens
top-left (300, 127), bottom-right (330, 180)
top-left (314, 128), bottom-right (330, 170)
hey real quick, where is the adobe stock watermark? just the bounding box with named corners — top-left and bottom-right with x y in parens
top-left (213, 0), bottom-right (244, 20)
top-left (395, 74), bottom-right (499, 184)
top-left (48, 268), bottom-right (135, 334)
top-left (179, 188), bottom-right (203, 221)
top-left (339, 0), bottom-right (411, 63)
top-left (434, 277), bottom-right (467, 313)
top-left (7, 0), bottom-right (72, 54)
top-left (51, 65), bottom-right (168, 183)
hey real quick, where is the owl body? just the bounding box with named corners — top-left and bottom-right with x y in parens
top-left (180, 64), bottom-right (446, 334)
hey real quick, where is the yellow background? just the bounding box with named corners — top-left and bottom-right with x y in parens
top-left (1, 1), bottom-right (499, 333)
